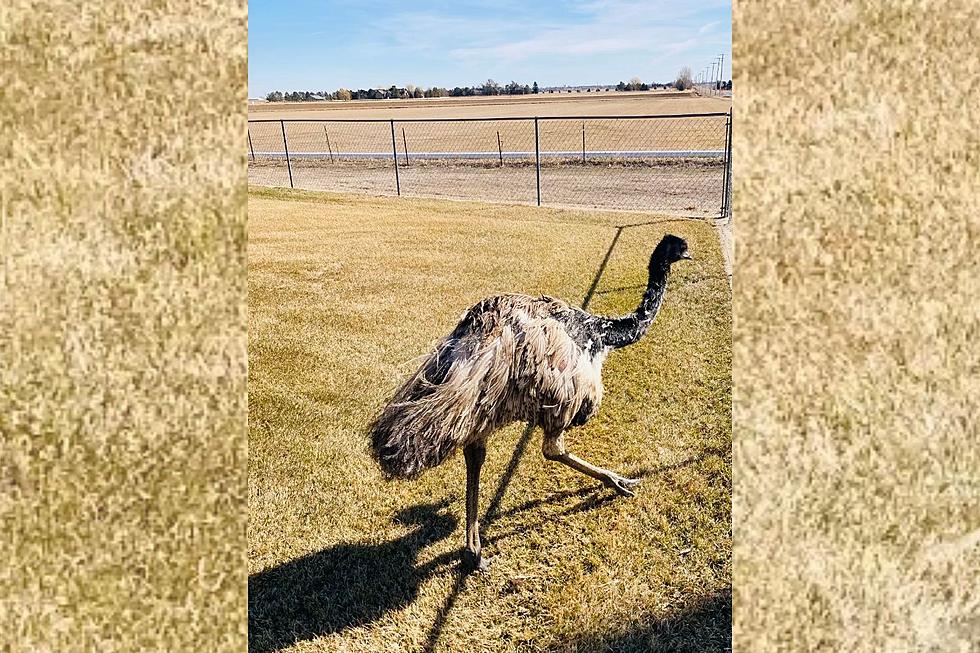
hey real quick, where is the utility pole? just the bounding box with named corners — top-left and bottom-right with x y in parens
top-left (719, 54), bottom-right (725, 91)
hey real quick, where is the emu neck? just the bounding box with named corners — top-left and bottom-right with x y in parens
top-left (637, 262), bottom-right (668, 320)
top-left (601, 259), bottom-right (669, 350)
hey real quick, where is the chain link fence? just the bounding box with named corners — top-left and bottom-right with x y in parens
top-left (248, 112), bottom-right (732, 217)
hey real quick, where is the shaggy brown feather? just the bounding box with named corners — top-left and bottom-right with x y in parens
top-left (369, 294), bottom-right (602, 479)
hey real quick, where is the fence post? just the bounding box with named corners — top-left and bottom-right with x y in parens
top-left (390, 119), bottom-right (401, 196)
top-left (534, 117), bottom-right (541, 206)
top-left (582, 121), bottom-right (586, 164)
top-left (324, 126), bottom-right (334, 163)
top-left (248, 127), bottom-right (255, 162)
top-left (496, 130), bottom-right (503, 166)
top-left (721, 110), bottom-right (732, 219)
top-left (281, 119), bottom-right (293, 189)
top-left (401, 127), bottom-right (410, 165)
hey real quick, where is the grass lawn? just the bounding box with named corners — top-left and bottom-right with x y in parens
top-left (247, 188), bottom-right (732, 653)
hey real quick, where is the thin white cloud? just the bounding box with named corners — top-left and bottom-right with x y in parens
top-left (450, 33), bottom-right (648, 61)
top-left (699, 20), bottom-right (720, 34)
top-left (370, 11), bottom-right (513, 52)
top-left (370, 0), bottom-right (729, 72)
top-left (431, 0), bottom-right (718, 63)
top-left (656, 38), bottom-right (701, 56)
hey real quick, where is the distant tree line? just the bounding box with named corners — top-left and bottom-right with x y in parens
top-left (261, 74), bottom-right (730, 103)
top-left (264, 80), bottom-right (544, 102)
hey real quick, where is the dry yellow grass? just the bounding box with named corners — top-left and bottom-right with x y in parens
top-left (1, 1), bottom-right (246, 651)
top-left (734, 1), bottom-right (980, 651)
top-left (248, 188), bottom-right (732, 652)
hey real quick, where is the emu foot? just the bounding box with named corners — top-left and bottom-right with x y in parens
top-left (462, 549), bottom-right (493, 574)
top-left (603, 474), bottom-right (641, 498)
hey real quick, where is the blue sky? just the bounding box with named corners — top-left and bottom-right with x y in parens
top-left (248, 0), bottom-right (731, 96)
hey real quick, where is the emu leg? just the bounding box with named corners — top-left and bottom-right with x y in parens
top-left (463, 441), bottom-right (491, 572)
top-left (543, 433), bottom-right (641, 498)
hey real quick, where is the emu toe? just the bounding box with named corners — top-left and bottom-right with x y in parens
top-left (605, 474), bottom-right (641, 497)
top-left (463, 550), bottom-right (494, 573)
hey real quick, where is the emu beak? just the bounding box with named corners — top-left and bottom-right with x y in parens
top-left (681, 251), bottom-right (693, 260)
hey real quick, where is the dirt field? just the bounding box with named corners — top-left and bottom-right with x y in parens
top-left (248, 158), bottom-right (725, 215)
top-left (248, 188), bottom-right (732, 653)
top-left (248, 115), bottom-right (728, 157)
top-left (248, 90), bottom-right (732, 121)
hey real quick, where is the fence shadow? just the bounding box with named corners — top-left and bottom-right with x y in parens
top-left (485, 447), bottom-right (727, 548)
top-left (247, 501), bottom-right (459, 653)
top-left (581, 225), bottom-right (626, 309)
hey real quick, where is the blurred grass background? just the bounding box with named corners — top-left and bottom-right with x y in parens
top-left (0, 1), bottom-right (247, 650)
top-left (733, 1), bottom-right (980, 650)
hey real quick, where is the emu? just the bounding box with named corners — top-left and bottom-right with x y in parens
top-left (369, 234), bottom-right (691, 570)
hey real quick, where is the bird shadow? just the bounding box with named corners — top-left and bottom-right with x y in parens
top-left (246, 485), bottom-right (618, 653)
top-left (247, 501), bottom-right (460, 653)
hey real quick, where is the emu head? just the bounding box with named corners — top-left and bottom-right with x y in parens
top-left (650, 234), bottom-right (692, 272)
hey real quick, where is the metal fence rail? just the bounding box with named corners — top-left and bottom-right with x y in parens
top-left (248, 112), bottom-right (733, 217)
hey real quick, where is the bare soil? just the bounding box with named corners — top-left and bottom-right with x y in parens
top-left (248, 158), bottom-right (725, 216)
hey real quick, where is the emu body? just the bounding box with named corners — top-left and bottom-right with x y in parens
top-left (369, 234), bottom-right (691, 570)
